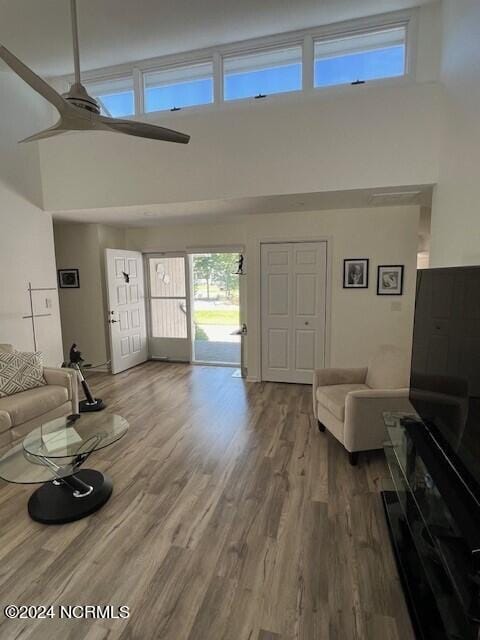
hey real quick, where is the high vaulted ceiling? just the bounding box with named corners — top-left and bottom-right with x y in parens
top-left (1, 0), bottom-right (436, 78)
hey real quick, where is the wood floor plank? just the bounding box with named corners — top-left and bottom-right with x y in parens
top-left (258, 630), bottom-right (282, 640)
top-left (186, 575), bottom-right (238, 640)
top-left (0, 363), bottom-right (414, 640)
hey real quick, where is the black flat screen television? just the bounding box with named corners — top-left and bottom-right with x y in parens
top-left (410, 266), bottom-right (480, 505)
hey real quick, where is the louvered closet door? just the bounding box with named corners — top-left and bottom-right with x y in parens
top-left (261, 242), bottom-right (327, 383)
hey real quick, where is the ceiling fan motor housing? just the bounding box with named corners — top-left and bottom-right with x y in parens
top-left (63, 82), bottom-right (100, 114)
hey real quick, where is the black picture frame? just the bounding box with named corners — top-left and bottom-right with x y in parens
top-left (58, 268), bottom-right (80, 289)
top-left (343, 258), bottom-right (369, 289)
top-left (377, 265), bottom-right (404, 295)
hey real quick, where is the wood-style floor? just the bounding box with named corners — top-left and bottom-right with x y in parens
top-left (0, 362), bottom-right (414, 640)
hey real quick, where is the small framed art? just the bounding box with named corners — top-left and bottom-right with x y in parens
top-left (58, 268), bottom-right (80, 289)
top-left (343, 259), bottom-right (369, 289)
top-left (377, 265), bottom-right (404, 295)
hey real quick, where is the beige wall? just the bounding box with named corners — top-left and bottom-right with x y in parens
top-left (0, 71), bottom-right (63, 366)
top-left (54, 222), bottom-right (126, 365)
top-left (430, 0), bottom-right (480, 267)
top-left (126, 206), bottom-right (419, 380)
top-left (39, 83), bottom-right (442, 212)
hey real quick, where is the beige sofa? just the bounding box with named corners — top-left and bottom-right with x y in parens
top-left (0, 344), bottom-right (79, 446)
top-left (313, 345), bottom-right (412, 465)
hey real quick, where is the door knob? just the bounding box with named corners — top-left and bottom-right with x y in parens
top-left (304, 321), bottom-right (309, 326)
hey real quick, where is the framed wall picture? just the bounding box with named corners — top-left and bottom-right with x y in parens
top-left (377, 265), bottom-right (404, 295)
top-left (58, 268), bottom-right (80, 289)
top-left (343, 258), bottom-right (369, 289)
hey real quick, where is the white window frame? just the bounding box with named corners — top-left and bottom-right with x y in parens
top-left (85, 73), bottom-right (136, 117)
top-left (222, 42), bottom-right (304, 103)
top-left (59, 8), bottom-right (418, 117)
top-left (312, 20), bottom-right (411, 90)
top-left (142, 58), bottom-right (215, 113)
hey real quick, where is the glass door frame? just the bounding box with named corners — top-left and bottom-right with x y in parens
top-left (144, 252), bottom-right (193, 362)
top-left (189, 250), bottom-right (243, 368)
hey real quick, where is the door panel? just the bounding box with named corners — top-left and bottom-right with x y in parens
top-left (115, 258), bottom-right (125, 277)
top-left (296, 249), bottom-right (316, 265)
top-left (131, 309), bottom-right (140, 328)
top-left (296, 273), bottom-right (316, 316)
top-left (268, 274), bottom-right (289, 315)
top-left (120, 336), bottom-right (130, 356)
top-left (295, 330), bottom-right (316, 370)
top-left (129, 284), bottom-right (139, 303)
top-left (261, 241), bottom-right (327, 383)
top-left (106, 249), bottom-right (148, 374)
top-left (151, 299), bottom-right (188, 339)
top-left (268, 250), bottom-right (289, 266)
top-left (147, 254), bottom-right (191, 362)
top-left (117, 286), bottom-right (127, 305)
top-left (119, 310), bottom-right (129, 331)
top-left (132, 334), bottom-right (142, 353)
top-left (128, 259), bottom-right (137, 277)
top-left (268, 329), bottom-right (290, 370)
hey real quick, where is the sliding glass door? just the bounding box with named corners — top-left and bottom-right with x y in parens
top-left (146, 254), bottom-right (192, 362)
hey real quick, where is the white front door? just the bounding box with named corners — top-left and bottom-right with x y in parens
top-left (261, 242), bottom-right (327, 384)
top-left (105, 249), bottom-right (148, 374)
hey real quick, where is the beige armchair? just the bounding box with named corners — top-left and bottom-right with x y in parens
top-left (0, 344), bottom-right (79, 446)
top-left (313, 345), bottom-right (412, 465)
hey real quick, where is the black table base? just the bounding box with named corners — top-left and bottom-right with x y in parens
top-left (28, 470), bottom-right (113, 525)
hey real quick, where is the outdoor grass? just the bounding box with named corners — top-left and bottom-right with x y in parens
top-left (194, 310), bottom-right (239, 325)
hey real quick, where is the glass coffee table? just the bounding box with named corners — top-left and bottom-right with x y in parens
top-left (0, 413), bottom-right (128, 524)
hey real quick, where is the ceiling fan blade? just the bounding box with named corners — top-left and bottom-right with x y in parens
top-left (99, 116), bottom-right (190, 144)
top-left (19, 120), bottom-right (68, 143)
top-left (0, 44), bottom-right (68, 113)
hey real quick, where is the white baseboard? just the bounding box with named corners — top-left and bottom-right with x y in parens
top-left (246, 375), bottom-right (261, 383)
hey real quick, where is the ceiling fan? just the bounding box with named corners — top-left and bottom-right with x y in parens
top-left (0, 0), bottom-right (190, 144)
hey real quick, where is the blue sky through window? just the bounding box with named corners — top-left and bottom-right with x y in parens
top-left (145, 78), bottom-right (213, 112)
top-left (97, 91), bottom-right (135, 117)
top-left (90, 30), bottom-right (406, 115)
top-left (315, 45), bottom-right (405, 87)
top-left (224, 63), bottom-right (302, 100)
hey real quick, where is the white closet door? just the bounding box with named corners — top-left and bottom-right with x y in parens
top-left (261, 242), bottom-right (327, 383)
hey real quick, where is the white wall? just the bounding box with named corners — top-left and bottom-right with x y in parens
top-left (0, 71), bottom-right (63, 365)
top-left (37, 3), bottom-right (444, 213)
top-left (39, 83), bottom-right (443, 212)
top-left (34, 5), bottom-right (443, 216)
top-left (415, 1), bottom-right (442, 83)
top-left (429, 0), bottom-right (480, 267)
top-left (126, 206), bottom-right (419, 380)
top-left (54, 222), bottom-right (126, 365)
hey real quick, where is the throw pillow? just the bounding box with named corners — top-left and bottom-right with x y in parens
top-left (0, 350), bottom-right (46, 397)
